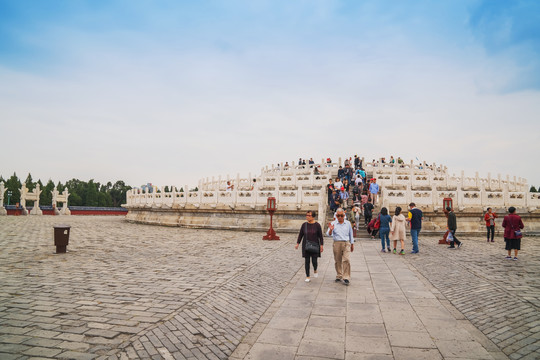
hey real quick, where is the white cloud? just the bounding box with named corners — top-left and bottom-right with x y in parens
top-left (1, 2), bottom-right (539, 189)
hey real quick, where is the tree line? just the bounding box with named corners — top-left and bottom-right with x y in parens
top-left (1, 173), bottom-right (132, 208)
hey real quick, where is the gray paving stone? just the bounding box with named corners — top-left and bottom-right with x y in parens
top-left (84, 329), bottom-right (120, 339)
top-left (0, 353), bottom-right (21, 360)
top-left (22, 337), bottom-right (63, 347)
top-left (244, 343), bottom-right (296, 360)
top-left (0, 334), bottom-right (32, 344)
top-left (1, 217), bottom-right (536, 359)
top-left (22, 346), bottom-right (62, 357)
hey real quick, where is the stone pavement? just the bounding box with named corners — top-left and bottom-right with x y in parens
top-left (231, 232), bottom-right (525, 360)
top-left (0, 216), bottom-right (538, 359)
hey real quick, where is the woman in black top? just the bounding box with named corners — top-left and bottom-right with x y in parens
top-left (295, 210), bottom-right (324, 282)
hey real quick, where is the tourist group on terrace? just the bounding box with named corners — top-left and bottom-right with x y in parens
top-left (295, 154), bottom-right (525, 285)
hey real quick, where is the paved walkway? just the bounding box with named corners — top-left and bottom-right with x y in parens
top-left (0, 216), bottom-right (538, 359)
top-left (232, 235), bottom-right (515, 360)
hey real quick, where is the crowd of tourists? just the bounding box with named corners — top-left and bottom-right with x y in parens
top-left (295, 154), bottom-right (526, 284)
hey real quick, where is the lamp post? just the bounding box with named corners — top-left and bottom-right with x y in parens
top-left (7, 191), bottom-right (12, 206)
top-left (263, 197), bottom-right (280, 240)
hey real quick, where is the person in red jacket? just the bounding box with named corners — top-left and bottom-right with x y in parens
top-left (502, 207), bottom-right (524, 260)
top-left (484, 208), bottom-right (498, 242)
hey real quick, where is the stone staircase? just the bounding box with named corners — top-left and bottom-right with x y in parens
top-left (324, 167), bottom-right (375, 239)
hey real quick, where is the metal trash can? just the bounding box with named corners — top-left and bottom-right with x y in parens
top-left (53, 225), bottom-right (71, 253)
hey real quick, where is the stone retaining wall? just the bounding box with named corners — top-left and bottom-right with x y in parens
top-left (125, 207), bottom-right (316, 233)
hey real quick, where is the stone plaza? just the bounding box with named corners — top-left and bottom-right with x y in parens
top-left (0, 216), bottom-right (539, 359)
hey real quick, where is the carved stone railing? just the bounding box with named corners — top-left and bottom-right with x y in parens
top-left (128, 157), bottom-right (538, 219)
top-left (382, 184), bottom-right (540, 212)
top-left (126, 185), bottom-right (325, 211)
top-left (372, 163), bottom-right (528, 193)
top-left (199, 162), bottom-right (337, 192)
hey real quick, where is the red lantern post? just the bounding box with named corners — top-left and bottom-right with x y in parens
top-left (439, 198), bottom-right (454, 244)
top-left (263, 197), bottom-right (280, 240)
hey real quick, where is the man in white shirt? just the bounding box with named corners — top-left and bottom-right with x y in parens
top-left (327, 208), bottom-right (354, 285)
top-left (334, 177), bottom-right (343, 191)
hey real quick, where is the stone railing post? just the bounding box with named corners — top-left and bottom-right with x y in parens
top-left (432, 185), bottom-right (439, 211)
top-left (457, 184), bottom-right (465, 211)
top-left (0, 182), bottom-right (6, 215)
top-left (503, 182), bottom-right (509, 207)
top-left (480, 181), bottom-right (486, 209)
top-left (317, 190), bottom-right (326, 224)
top-left (28, 183), bottom-right (42, 215)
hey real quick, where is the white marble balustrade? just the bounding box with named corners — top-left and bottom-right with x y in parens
top-left (126, 185), bottom-right (325, 210)
top-left (382, 185), bottom-right (540, 212)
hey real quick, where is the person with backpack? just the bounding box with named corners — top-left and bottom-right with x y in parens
top-left (352, 183), bottom-right (361, 204)
top-left (363, 199), bottom-right (374, 225)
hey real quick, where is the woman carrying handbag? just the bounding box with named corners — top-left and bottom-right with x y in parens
top-left (295, 210), bottom-right (324, 282)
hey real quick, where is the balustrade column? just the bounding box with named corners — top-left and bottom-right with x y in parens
top-left (432, 185), bottom-right (438, 211)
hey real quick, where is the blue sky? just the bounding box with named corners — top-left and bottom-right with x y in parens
top-left (1, 0), bottom-right (539, 188)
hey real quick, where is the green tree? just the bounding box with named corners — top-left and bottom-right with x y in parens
top-left (85, 180), bottom-right (99, 207)
top-left (40, 179), bottom-right (55, 206)
top-left (25, 173), bottom-right (35, 191)
top-left (531, 186), bottom-right (538, 192)
top-left (23, 174), bottom-right (38, 207)
top-left (110, 180), bottom-right (132, 207)
top-left (100, 182), bottom-right (112, 193)
top-left (98, 192), bottom-right (112, 207)
top-left (69, 192), bottom-right (83, 206)
top-left (57, 181), bottom-right (65, 193)
top-left (65, 179), bottom-right (85, 206)
top-left (6, 173), bottom-right (22, 205)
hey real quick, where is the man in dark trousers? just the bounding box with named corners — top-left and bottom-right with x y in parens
top-left (407, 203), bottom-right (423, 254)
top-left (447, 207), bottom-right (463, 249)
